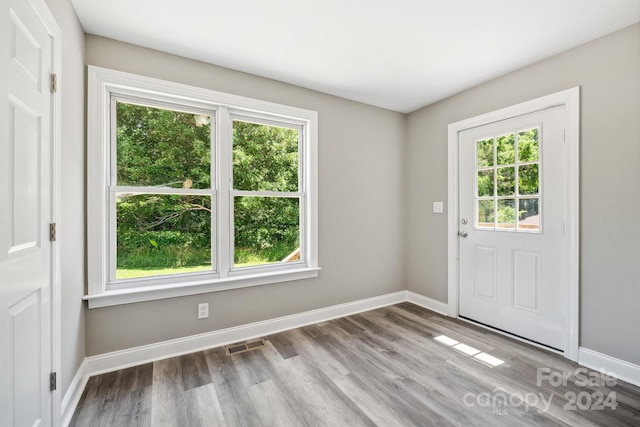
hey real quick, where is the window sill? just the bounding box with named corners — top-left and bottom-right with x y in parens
top-left (83, 267), bottom-right (321, 309)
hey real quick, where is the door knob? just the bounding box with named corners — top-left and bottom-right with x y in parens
top-left (458, 231), bottom-right (468, 238)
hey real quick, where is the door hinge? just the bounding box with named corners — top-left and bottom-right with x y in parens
top-left (50, 73), bottom-right (57, 93)
top-left (50, 372), bottom-right (57, 391)
top-left (49, 223), bottom-right (56, 242)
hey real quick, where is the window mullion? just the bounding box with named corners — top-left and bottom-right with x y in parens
top-left (218, 106), bottom-right (232, 277)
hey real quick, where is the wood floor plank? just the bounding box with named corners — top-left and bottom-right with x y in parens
top-left (257, 341), bottom-right (377, 427)
top-left (356, 310), bottom-right (475, 365)
top-left (329, 329), bottom-right (493, 425)
top-left (179, 351), bottom-right (213, 391)
top-left (283, 328), bottom-right (351, 381)
top-left (332, 316), bottom-right (366, 335)
top-left (246, 379), bottom-right (305, 427)
top-left (382, 306), bottom-right (497, 354)
top-left (103, 388), bottom-right (153, 427)
top-left (267, 332), bottom-right (298, 359)
top-left (204, 347), bottom-right (263, 426)
top-left (332, 372), bottom-right (428, 426)
top-left (230, 345), bottom-right (274, 388)
top-left (183, 383), bottom-right (227, 427)
top-left (300, 323), bottom-right (328, 339)
top-left (151, 357), bottom-right (190, 426)
top-left (70, 303), bottom-right (640, 427)
top-left (313, 333), bottom-right (452, 426)
top-left (68, 376), bottom-right (109, 427)
top-left (282, 358), bottom-right (377, 426)
top-left (335, 318), bottom-right (521, 426)
top-left (347, 313), bottom-right (400, 341)
top-left (70, 363), bottom-right (154, 427)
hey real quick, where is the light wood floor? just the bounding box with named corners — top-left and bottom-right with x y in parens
top-left (70, 303), bottom-right (640, 426)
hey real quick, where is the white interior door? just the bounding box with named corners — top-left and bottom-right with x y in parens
top-left (1, 0), bottom-right (54, 425)
top-left (458, 106), bottom-right (566, 350)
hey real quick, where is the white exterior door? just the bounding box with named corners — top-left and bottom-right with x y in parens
top-left (1, 0), bottom-right (54, 425)
top-left (458, 106), bottom-right (566, 350)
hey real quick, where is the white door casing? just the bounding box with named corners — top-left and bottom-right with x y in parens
top-left (1, 0), bottom-right (60, 425)
top-left (447, 88), bottom-right (580, 361)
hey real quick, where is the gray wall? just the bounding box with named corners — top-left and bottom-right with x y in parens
top-left (45, 0), bottom-right (86, 398)
top-left (405, 23), bottom-right (640, 364)
top-left (84, 36), bottom-right (406, 355)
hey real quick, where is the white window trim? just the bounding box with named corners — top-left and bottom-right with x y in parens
top-left (85, 66), bottom-right (319, 308)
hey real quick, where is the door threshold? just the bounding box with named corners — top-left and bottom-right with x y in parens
top-left (458, 315), bottom-right (563, 354)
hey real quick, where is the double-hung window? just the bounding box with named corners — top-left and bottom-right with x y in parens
top-left (86, 67), bottom-right (318, 308)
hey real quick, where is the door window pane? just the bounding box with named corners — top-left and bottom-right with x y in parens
top-left (518, 198), bottom-right (540, 231)
top-left (116, 102), bottom-right (211, 189)
top-left (496, 133), bottom-right (515, 165)
top-left (477, 200), bottom-right (494, 228)
top-left (519, 164), bottom-right (539, 195)
top-left (497, 199), bottom-right (515, 229)
top-left (477, 138), bottom-right (494, 167)
top-left (234, 196), bottom-right (300, 268)
top-left (233, 121), bottom-right (299, 192)
top-left (518, 128), bottom-right (539, 162)
top-left (497, 167), bottom-right (515, 196)
top-left (477, 170), bottom-right (494, 197)
top-left (116, 194), bottom-right (212, 280)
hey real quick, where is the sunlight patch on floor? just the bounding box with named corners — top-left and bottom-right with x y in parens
top-left (433, 334), bottom-right (504, 367)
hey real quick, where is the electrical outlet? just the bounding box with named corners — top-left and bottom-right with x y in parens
top-left (433, 201), bottom-right (444, 213)
top-left (197, 303), bottom-right (209, 319)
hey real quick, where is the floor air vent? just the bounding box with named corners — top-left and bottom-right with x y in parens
top-left (225, 339), bottom-right (266, 355)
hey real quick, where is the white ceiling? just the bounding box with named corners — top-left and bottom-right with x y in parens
top-left (71, 0), bottom-right (640, 113)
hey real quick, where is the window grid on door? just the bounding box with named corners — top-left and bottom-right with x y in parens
top-left (475, 127), bottom-right (541, 232)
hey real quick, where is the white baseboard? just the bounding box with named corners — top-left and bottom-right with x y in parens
top-left (405, 291), bottom-right (448, 315)
top-left (579, 347), bottom-right (640, 387)
top-left (61, 359), bottom-right (89, 427)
